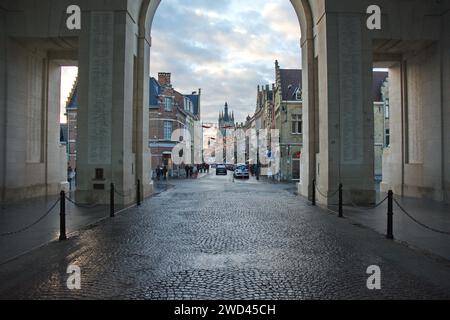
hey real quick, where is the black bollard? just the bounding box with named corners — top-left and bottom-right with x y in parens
top-left (59, 191), bottom-right (67, 241)
top-left (137, 179), bottom-right (141, 207)
top-left (110, 183), bottom-right (115, 218)
top-left (312, 179), bottom-right (316, 206)
top-left (387, 190), bottom-right (394, 239)
top-left (338, 183), bottom-right (343, 218)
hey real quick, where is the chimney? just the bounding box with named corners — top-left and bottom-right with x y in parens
top-left (158, 72), bottom-right (171, 86)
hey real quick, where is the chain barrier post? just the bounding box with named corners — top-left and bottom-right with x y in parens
top-left (59, 191), bottom-right (67, 241)
top-left (137, 179), bottom-right (141, 207)
top-left (312, 179), bottom-right (316, 206)
top-left (338, 183), bottom-right (343, 218)
top-left (110, 183), bottom-right (115, 218)
top-left (387, 190), bottom-right (394, 239)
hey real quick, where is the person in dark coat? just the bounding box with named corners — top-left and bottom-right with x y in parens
top-left (162, 166), bottom-right (168, 180)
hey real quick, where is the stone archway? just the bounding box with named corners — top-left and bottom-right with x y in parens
top-left (140, 0), bottom-right (317, 200)
top-left (2, 0), bottom-right (448, 205)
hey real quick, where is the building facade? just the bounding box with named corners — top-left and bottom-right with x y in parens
top-left (373, 71), bottom-right (389, 181)
top-left (273, 61), bottom-right (303, 182)
top-left (149, 73), bottom-right (201, 177)
top-left (218, 102), bottom-right (235, 164)
top-left (65, 79), bottom-right (79, 170)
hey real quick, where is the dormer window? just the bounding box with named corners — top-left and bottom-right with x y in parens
top-left (184, 97), bottom-right (193, 113)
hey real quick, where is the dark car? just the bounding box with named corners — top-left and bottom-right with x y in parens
top-left (226, 164), bottom-right (235, 171)
top-left (215, 164), bottom-right (227, 175)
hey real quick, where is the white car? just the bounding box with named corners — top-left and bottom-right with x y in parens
top-left (234, 164), bottom-right (249, 179)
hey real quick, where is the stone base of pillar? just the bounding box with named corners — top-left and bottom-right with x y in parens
top-left (75, 189), bottom-right (111, 206)
top-left (381, 182), bottom-right (447, 202)
top-left (297, 182), bottom-right (302, 196)
top-left (0, 182), bottom-right (64, 203)
top-left (143, 180), bottom-right (154, 199)
top-left (342, 189), bottom-right (376, 206)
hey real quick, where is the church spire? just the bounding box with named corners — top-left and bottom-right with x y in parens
top-left (224, 102), bottom-right (229, 119)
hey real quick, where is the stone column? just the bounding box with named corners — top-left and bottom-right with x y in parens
top-left (45, 60), bottom-right (64, 196)
top-left (443, 11), bottom-right (450, 203)
top-left (0, 8), bottom-right (6, 201)
top-left (380, 64), bottom-right (404, 196)
top-left (135, 29), bottom-right (153, 198)
top-left (298, 35), bottom-right (316, 199)
top-left (316, 12), bottom-right (375, 205)
top-left (76, 10), bottom-right (138, 205)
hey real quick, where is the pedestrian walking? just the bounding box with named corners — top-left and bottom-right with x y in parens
top-left (163, 165), bottom-right (168, 180)
top-left (67, 166), bottom-right (74, 190)
top-left (156, 167), bottom-right (161, 181)
top-left (193, 165), bottom-right (198, 179)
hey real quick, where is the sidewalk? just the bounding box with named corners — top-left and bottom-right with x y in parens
top-left (0, 194), bottom-right (112, 265)
top-left (333, 195), bottom-right (450, 261)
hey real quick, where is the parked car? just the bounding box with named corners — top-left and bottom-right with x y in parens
top-left (215, 164), bottom-right (227, 175)
top-left (226, 164), bottom-right (236, 171)
top-left (234, 164), bottom-right (249, 179)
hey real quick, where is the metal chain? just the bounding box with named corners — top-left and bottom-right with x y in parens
top-left (0, 199), bottom-right (60, 237)
top-left (393, 199), bottom-right (450, 236)
top-left (344, 196), bottom-right (388, 211)
top-left (114, 189), bottom-right (134, 198)
top-left (65, 196), bottom-right (101, 209)
top-left (315, 185), bottom-right (339, 199)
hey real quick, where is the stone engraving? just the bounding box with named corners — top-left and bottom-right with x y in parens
top-left (26, 55), bottom-right (43, 163)
top-left (88, 12), bottom-right (114, 164)
top-left (339, 15), bottom-right (364, 164)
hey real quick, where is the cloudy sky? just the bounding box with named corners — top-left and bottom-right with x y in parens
top-left (150, 0), bottom-right (301, 124)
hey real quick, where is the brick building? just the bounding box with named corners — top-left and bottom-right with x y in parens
top-left (61, 78), bottom-right (79, 170)
top-left (149, 73), bottom-right (201, 177)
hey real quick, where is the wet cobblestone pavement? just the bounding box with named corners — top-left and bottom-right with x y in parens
top-left (0, 173), bottom-right (450, 299)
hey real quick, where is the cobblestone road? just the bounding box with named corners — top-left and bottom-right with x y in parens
top-left (0, 173), bottom-right (449, 299)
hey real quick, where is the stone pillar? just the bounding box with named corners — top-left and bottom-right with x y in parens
top-left (380, 64), bottom-right (404, 196)
top-left (135, 28), bottom-right (153, 199)
top-left (0, 8), bottom-right (6, 201)
top-left (46, 60), bottom-right (65, 196)
top-left (443, 11), bottom-right (450, 203)
top-left (76, 10), bottom-right (138, 205)
top-left (298, 36), bottom-right (316, 199)
top-left (316, 12), bottom-right (375, 205)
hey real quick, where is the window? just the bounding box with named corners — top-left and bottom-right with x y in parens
top-left (164, 121), bottom-right (173, 140)
top-left (292, 114), bottom-right (302, 134)
top-left (95, 168), bottom-right (104, 180)
top-left (164, 97), bottom-right (173, 112)
top-left (184, 97), bottom-right (193, 113)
